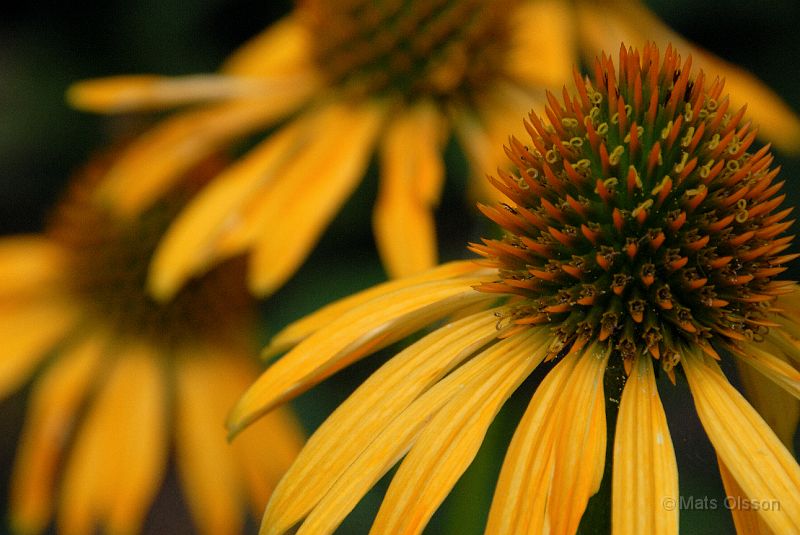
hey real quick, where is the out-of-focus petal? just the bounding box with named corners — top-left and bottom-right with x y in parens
top-left (58, 345), bottom-right (167, 535)
top-left (10, 334), bottom-right (104, 535)
top-left (736, 347), bottom-right (800, 451)
top-left (147, 114), bottom-right (315, 301)
top-left (575, 0), bottom-right (800, 154)
top-left (222, 16), bottom-right (313, 77)
top-left (375, 100), bottom-right (446, 278)
top-left (67, 75), bottom-right (315, 114)
top-left (175, 352), bottom-right (244, 535)
top-left (0, 300), bottom-right (78, 399)
top-left (0, 236), bottom-right (67, 299)
top-left (96, 94), bottom-right (313, 217)
top-left (506, 0), bottom-right (576, 88)
top-left (248, 101), bottom-right (386, 295)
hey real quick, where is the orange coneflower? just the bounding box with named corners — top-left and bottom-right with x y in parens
top-left (1, 152), bottom-right (304, 535)
top-left (227, 43), bottom-right (800, 534)
top-left (67, 0), bottom-right (575, 298)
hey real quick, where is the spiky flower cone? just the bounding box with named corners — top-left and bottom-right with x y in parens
top-left (473, 43), bottom-right (795, 380)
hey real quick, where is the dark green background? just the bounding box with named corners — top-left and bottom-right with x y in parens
top-left (1, 1), bottom-right (799, 533)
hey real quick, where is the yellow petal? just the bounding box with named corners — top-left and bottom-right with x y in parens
top-left (67, 74), bottom-right (315, 113)
top-left (370, 329), bottom-right (547, 535)
top-left (682, 350), bottom-right (800, 533)
top-left (261, 308), bottom-right (503, 533)
top-left (96, 94), bottom-right (312, 216)
top-left (374, 100), bottom-right (446, 278)
top-left (545, 346), bottom-right (609, 535)
top-left (147, 114), bottom-right (315, 301)
top-left (0, 236), bottom-right (67, 299)
top-left (612, 355), bottom-right (679, 535)
top-left (452, 83), bottom-right (546, 204)
top-left (10, 334), bottom-right (104, 535)
top-left (736, 351), bottom-right (800, 452)
top-left (186, 349), bottom-right (304, 517)
top-left (718, 457), bottom-right (776, 535)
top-left (0, 300), bottom-right (78, 399)
top-left (175, 351), bottom-right (244, 535)
top-left (248, 101), bottom-right (386, 295)
top-left (58, 344), bottom-right (168, 535)
top-left (227, 275), bottom-right (494, 437)
top-left (234, 404), bottom-right (305, 516)
top-left (263, 260), bottom-right (484, 358)
top-left (575, 0), bottom-right (800, 154)
top-left (281, 326), bottom-right (542, 535)
top-left (222, 16), bottom-right (312, 77)
top-left (506, 0), bottom-right (576, 88)
top-left (486, 344), bottom-right (609, 534)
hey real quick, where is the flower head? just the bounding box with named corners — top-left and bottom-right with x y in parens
top-left (473, 42), bottom-right (794, 380)
top-left (66, 0), bottom-right (576, 297)
top-left (228, 44), bottom-right (800, 535)
top-left (2, 152), bottom-right (304, 535)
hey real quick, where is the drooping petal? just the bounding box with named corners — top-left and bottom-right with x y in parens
top-left (233, 404), bottom-right (305, 516)
top-left (736, 349), bottom-right (800, 451)
top-left (682, 350), bottom-right (800, 533)
top-left (9, 334), bottom-right (104, 535)
top-left (486, 344), bottom-right (609, 535)
top-left (506, 0), bottom-right (575, 89)
top-left (0, 299), bottom-right (78, 399)
top-left (452, 82), bottom-right (546, 204)
top-left (95, 95), bottom-right (313, 216)
top-left (262, 260), bottom-right (484, 358)
top-left (67, 74), bottom-right (315, 113)
top-left (718, 457), bottom-right (775, 535)
top-left (0, 236), bottom-right (67, 299)
top-left (58, 345), bottom-right (168, 535)
top-left (734, 342), bottom-right (800, 400)
top-left (247, 100), bottom-right (386, 295)
top-left (175, 351), bottom-right (245, 535)
top-left (612, 354), bottom-right (679, 535)
top-left (227, 275), bottom-right (494, 436)
top-left (374, 100), bottom-right (446, 278)
top-left (369, 329), bottom-right (548, 535)
top-left (261, 309), bottom-right (503, 533)
top-left (147, 114), bottom-right (316, 300)
top-left (574, 0), bottom-right (800, 154)
top-left (190, 349), bottom-right (304, 517)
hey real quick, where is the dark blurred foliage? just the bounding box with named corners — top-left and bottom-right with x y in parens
top-left (1, 1), bottom-right (799, 534)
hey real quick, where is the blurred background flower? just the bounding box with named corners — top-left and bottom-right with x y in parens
top-left (0, 150), bottom-right (304, 535)
top-left (1, 1), bottom-right (800, 534)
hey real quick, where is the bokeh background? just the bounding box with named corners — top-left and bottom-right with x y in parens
top-left (1, 1), bottom-right (799, 533)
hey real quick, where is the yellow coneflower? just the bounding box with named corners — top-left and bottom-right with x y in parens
top-left (1, 152), bottom-right (304, 535)
top-left (227, 43), bottom-right (800, 534)
top-left (65, 0), bottom-right (576, 297)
